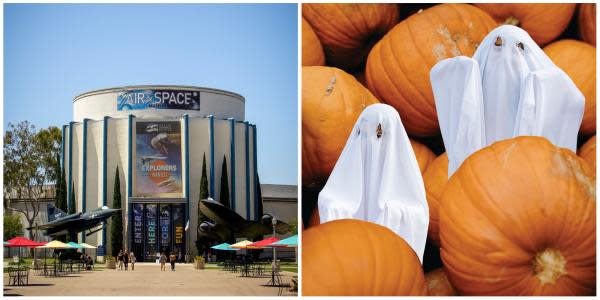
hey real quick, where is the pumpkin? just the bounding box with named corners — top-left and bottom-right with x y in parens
top-left (303, 3), bottom-right (399, 71)
top-left (410, 138), bottom-right (436, 174)
top-left (425, 268), bottom-right (458, 296)
top-left (308, 206), bottom-right (320, 227)
top-left (578, 135), bottom-right (596, 172)
top-left (544, 40), bottom-right (596, 136)
top-left (578, 4), bottom-right (596, 46)
top-left (365, 4), bottom-right (496, 136)
top-left (440, 136), bottom-right (596, 295)
top-left (302, 66), bottom-right (380, 187)
top-left (474, 3), bottom-right (577, 46)
top-left (302, 219), bottom-right (428, 296)
top-left (302, 17), bottom-right (325, 66)
top-left (422, 153), bottom-right (448, 247)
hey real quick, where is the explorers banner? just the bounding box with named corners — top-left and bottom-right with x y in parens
top-left (134, 121), bottom-right (183, 198)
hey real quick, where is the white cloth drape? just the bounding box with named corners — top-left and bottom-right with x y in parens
top-left (431, 25), bottom-right (584, 177)
top-left (317, 104), bottom-right (429, 262)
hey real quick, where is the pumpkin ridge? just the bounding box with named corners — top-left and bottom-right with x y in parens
top-left (385, 24), bottom-right (437, 124)
top-left (442, 4), bottom-right (478, 56)
top-left (306, 7), bottom-right (358, 48)
top-left (335, 5), bottom-right (367, 47)
top-left (360, 220), bottom-right (380, 294)
top-left (532, 248), bottom-right (568, 285)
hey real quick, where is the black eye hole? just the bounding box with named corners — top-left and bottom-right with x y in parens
top-left (494, 36), bottom-right (503, 47)
top-left (376, 123), bottom-right (382, 139)
top-left (517, 42), bottom-right (525, 51)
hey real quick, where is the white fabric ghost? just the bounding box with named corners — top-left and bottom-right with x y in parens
top-left (431, 25), bottom-right (584, 177)
top-left (317, 103), bottom-right (429, 263)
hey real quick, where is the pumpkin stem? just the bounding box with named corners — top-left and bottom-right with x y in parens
top-left (504, 16), bottom-right (520, 27)
top-left (532, 249), bottom-right (567, 285)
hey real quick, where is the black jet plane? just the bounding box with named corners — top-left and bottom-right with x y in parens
top-left (197, 198), bottom-right (290, 242)
top-left (28, 204), bottom-right (121, 238)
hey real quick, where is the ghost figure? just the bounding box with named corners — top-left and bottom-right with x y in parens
top-left (431, 25), bottom-right (584, 177)
top-left (317, 103), bottom-right (429, 262)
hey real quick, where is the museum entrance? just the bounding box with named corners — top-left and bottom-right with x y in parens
top-left (131, 203), bottom-right (186, 262)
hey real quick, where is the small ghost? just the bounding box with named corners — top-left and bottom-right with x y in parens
top-left (317, 103), bottom-right (429, 263)
top-left (430, 25), bottom-right (584, 177)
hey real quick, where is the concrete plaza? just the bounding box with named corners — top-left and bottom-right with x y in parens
top-left (3, 263), bottom-right (297, 296)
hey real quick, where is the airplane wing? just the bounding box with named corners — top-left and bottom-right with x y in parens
top-left (199, 199), bottom-right (246, 225)
top-left (28, 213), bottom-right (82, 231)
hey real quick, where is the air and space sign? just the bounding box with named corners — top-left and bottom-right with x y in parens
top-left (117, 89), bottom-right (200, 111)
top-left (134, 121), bottom-right (183, 198)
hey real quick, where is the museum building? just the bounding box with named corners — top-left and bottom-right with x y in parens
top-left (62, 85), bottom-right (260, 262)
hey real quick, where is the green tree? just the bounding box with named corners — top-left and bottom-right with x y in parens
top-left (110, 167), bottom-right (123, 257)
top-left (54, 154), bottom-right (66, 212)
top-left (4, 214), bottom-right (24, 240)
top-left (68, 182), bottom-right (76, 215)
top-left (196, 153), bottom-right (210, 255)
top-left (256, 174), bottom-right (263, 219)
top-left (3, 122), bottom-right (61, 240)
top-left (219, 156), bottom-right (230, 208)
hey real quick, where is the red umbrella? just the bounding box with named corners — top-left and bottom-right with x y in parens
top-left (248, 237), bottom-right (280, 249)
top-left (6, 237), bottom-right (45, 268)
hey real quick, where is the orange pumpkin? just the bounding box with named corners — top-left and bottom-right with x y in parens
top-left (410, 139), bottom-right (436, 174)
top-left (302, 66), bottom-right (380, 187)
top-left (474, 3), bottom-right (576, 46)
top-left (302, 219), bottom-right (428, 296)
top-left (440, 136), bottom-right (596, 295)
top-left (303, 3), bottom-right (399, 71)
top-left (425, 268), bottom-right (458, 296)
top-left (578, 135), bottom-right (596, 172)
top-left (308, 206), bottom-right (320, 227)
top-left (302, 17), bottom-right (325, 66)
top-left (578, 4), bottom-right (596, 46)
top-left (544, 40), bottom-right (596, 136)
top-left (422, 153), bottom-right (448, 247)
top-left (365, 4), bottom-right (496, 136)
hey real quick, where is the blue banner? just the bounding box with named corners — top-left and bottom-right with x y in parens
top-left (117, 89), bottom-right (200, 111)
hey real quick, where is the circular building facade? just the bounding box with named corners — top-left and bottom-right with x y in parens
top-left (63, 85), bottom-right (260, 262)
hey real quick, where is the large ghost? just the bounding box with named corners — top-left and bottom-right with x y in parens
top-left (431, 25), bottom-right (584, 177)
top-left (317, 103), bottom-right (429, 263)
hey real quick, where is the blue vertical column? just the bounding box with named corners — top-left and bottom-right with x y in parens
top-left (61, 125), bottom-right (67, 173)
top-left (67, 122), bottom-right (74, 213)
top-left (228, 118), bottom-right (236, 212)
top-left (244, 122), bottom-right (250, 220)
top-left (252, 125), bottom-right (259, 221)
top-left (127, 115), bottom-right (134, 252)
top-left (81, 119), bottom-right (89, 243)
top-left (102, 116), bottom-right (109, 248)
top-left (209, 115), bottom-right (215, 198)
top-left (183, 115), bottom-right (190, 256)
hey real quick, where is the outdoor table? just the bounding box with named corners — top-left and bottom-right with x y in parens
top-left (7, 267), bottom-right (30, 286)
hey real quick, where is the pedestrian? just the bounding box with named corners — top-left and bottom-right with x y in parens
top-left (130, 252), bottom-right (136, 271)
top-left (169, 252), bottom-right (176, 271)
top-left (155, 252), bottom-right (160, 264)
top-left (160, 252), bottom-right (167, 271)
top-left (123, 250), bottom-right (129, 270)
top-left (117, 250), bottom-right (124, 271)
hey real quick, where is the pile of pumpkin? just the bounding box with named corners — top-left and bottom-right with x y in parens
top-left (302, 3), bottom-right (596, 296)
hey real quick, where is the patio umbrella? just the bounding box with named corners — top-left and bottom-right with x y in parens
top-left (230, 240), bottom-right (254, 249)
top-left (248, 237), bottom-right (279, 249)
top-left (4, 241), bottom-right (11, 245)
top-left (67, 242), bottom-right (84, 249)
top-left (37, 241), bottom-right (75, 273)
top-left (270, 235), bottom-right (298, 247)
top-left (6, 237), bottom-right (45, 268)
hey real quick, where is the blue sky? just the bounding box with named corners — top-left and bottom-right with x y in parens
top-left (4, 3), bottom-right (298, 185)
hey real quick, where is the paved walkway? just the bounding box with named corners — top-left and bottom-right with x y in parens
top-left (4, 263), bottom-right (297, 296)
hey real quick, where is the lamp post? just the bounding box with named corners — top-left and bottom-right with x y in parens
top-left (272, 217), bottom-right (277, 267)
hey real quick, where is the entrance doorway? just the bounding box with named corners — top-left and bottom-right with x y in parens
top-left (131, 203), bottom-right (186, 262)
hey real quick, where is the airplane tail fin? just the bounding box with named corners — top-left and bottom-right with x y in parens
top-left (47, 203), bottom-right (66, 222)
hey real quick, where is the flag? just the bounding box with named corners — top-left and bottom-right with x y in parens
top-left (185, 220), bottom-right (189, 231)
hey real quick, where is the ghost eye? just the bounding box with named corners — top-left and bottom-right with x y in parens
top-left (376, 123), bottom-right (382, 139)
top-left (517, 42), bottom-right (525, 51)
top-left (494, 36), bottom-right (503, 47)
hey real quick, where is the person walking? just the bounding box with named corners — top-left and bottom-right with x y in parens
top-left (130, 252), bottom-right (136, 271)
top-left (117, 250), bottom-right (124, 271)
top-left (123, 250), bottom-right (129, 270)
top-left (160, 252), bottom-right (167, 271)
top-left (155, 252), bottom-right (160, 264)
top-left (169, 252), bottom-right (177, 271)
